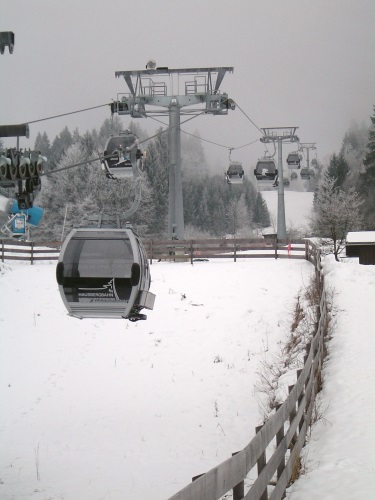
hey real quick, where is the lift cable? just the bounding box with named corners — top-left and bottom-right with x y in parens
top-left (20, 98), bottom-right (263, 177)
top-left (149, 113), bottom-right (260, 151)
top-left (233, 101), bottom-right (265, 136)
top-left (37, 115), bottom-right (203, 178)
top-left (26, 103), bottom-right (111, 125)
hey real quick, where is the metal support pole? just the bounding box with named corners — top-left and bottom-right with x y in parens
top-left (168, 99), bottom-right (184, 240)
top-left (277, 137), bottom-right (287, 240)
top-left (306, 147), bottom-right (310, 171)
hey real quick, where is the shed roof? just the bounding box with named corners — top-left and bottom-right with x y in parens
top-left (346, 231), bottom-right (375, 244)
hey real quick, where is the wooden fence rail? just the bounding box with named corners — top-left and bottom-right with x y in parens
top-left (168, 239), bottom-right (326, 500)
top-left (0, 238), bottom-right (307, 265)
top-left (0, 240), bottom-right (60, 264)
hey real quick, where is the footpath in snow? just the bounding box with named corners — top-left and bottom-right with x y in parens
top-left (287, 255), bottom-right (375, 499)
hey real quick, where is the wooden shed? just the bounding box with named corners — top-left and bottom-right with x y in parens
top-left (346, 231), bottom-right (375, 265)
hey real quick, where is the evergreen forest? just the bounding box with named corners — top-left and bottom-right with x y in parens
top-left (1, 105), bottom-right (375, 241)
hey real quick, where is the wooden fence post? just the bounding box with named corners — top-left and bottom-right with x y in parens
top-left (276, 404), bottom-right (285, 480)
top-left (274, 236), bottom-right (278, 259)
top-left (1, 239), bottom-right (4, 263)
top-left (297, 368), bottom-right (304, 433)
top-left (232, 451), bottom-right (245, 500)
top-left (288, 385), bottom-right (297, 448)
top-left (30, 241), bottom-right (34, 265)
top-left (256, 425), bottom-right (268, 500)
top-left (234, 239), bottom-right (237, 262)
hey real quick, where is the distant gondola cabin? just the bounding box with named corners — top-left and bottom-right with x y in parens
top-left (300, 168), bottom-right (310, 180)
top-left (225, 162), bottom-right (244, 184)
top-left (254, 158), bottom-right (277, 181)
top-left (286, 152), bottom-right (301, 168)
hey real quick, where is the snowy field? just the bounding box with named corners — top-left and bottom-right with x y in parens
top-left (0, 258), bottom-right (314, 499)
top-left (287, 255), bottom-right (375, 500)
top-left (1, 250), bottom-right (375, 499)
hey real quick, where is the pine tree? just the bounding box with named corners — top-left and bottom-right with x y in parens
top-left (34, 131), bottom-right (51, 158)
top-left (253, 192), bottom-right (271, 228)
top-left (359, 105), bottom-right (375, 228)
top-left (143, 129), bottom-right (169, 236)
top-left (49, 126), bottom-right (73, 171)
top-left (326, 152), bottom-right (350, 189)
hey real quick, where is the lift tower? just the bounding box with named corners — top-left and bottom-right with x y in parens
top-left (112, 65), bottom-right (234, 239)
top-left (260, 127), bottom-right (299, 240)
top-left (298, 142), bottom-right (316, 171)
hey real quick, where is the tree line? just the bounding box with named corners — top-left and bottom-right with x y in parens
top-left (2, 104), bottom-right (375, 252)
top-left (20, 117), bottom-right (270, 241)
top-left (310, 105), bottom-right (375, 260)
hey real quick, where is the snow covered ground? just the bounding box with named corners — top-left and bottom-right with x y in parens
top-left (1, 250), bottom-right (374, 499)
top-left (286, 255), bottom-right (375, 499)
top-left (0, 258), bottom-right (315, 499)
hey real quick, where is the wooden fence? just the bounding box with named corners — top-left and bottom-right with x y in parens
top-left (168, 239), bottom-right (327, 500)
top-left (0, 237), bottom-right (307, 265)
top-left (144, 237), bottom-right (306, 263)
top-left (0, 239), bottom-right (60, 264)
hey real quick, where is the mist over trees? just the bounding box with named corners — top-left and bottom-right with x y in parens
top-left (359, 106), bottom-right (375, 229)
top-left (308, 104), bottom-right (375, 260)
top-left (29, 119), bottom-right (271, 241)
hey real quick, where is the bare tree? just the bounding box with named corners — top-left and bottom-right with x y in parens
top-left (311, 174), bottom-right (364, 261)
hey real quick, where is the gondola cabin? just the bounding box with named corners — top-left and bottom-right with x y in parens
top-left (225, 162), bottom-right (244, 184)
top-left (102, 131), bottom-right (143, 180)
top-left (300, 168), bottom-right (311, 180)
top-left (56, 227), bottom-right (155, 321)
top-left (254, 158), bottom-right (277, 181)
top-left (0, 32), bottom-right (14, 54)
top-left (286, 152), bottom-right (301, 168)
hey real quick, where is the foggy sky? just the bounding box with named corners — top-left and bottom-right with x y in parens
top-left (1, 0), bottom-right (374, 171)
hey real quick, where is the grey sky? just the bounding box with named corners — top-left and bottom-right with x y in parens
top-left (1, 0), bottom-right (374, 170)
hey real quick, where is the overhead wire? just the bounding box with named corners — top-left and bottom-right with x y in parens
top-left (25, 96), bottom-right (267, 176)
top-left (27, 103), bottom-right (111, 125)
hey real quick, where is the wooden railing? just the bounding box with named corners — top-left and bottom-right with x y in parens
top-left (144, 237), bottom-right (306, 263)
top-left (0, 239), bottom-right (60, 264)
top-left (1, 238), bottom-right (307, 265)
top-left (168, 239), bottom-right (327, 500)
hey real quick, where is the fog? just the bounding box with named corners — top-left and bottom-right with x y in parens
top-left (1, 0), bottom-right (374, 172)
